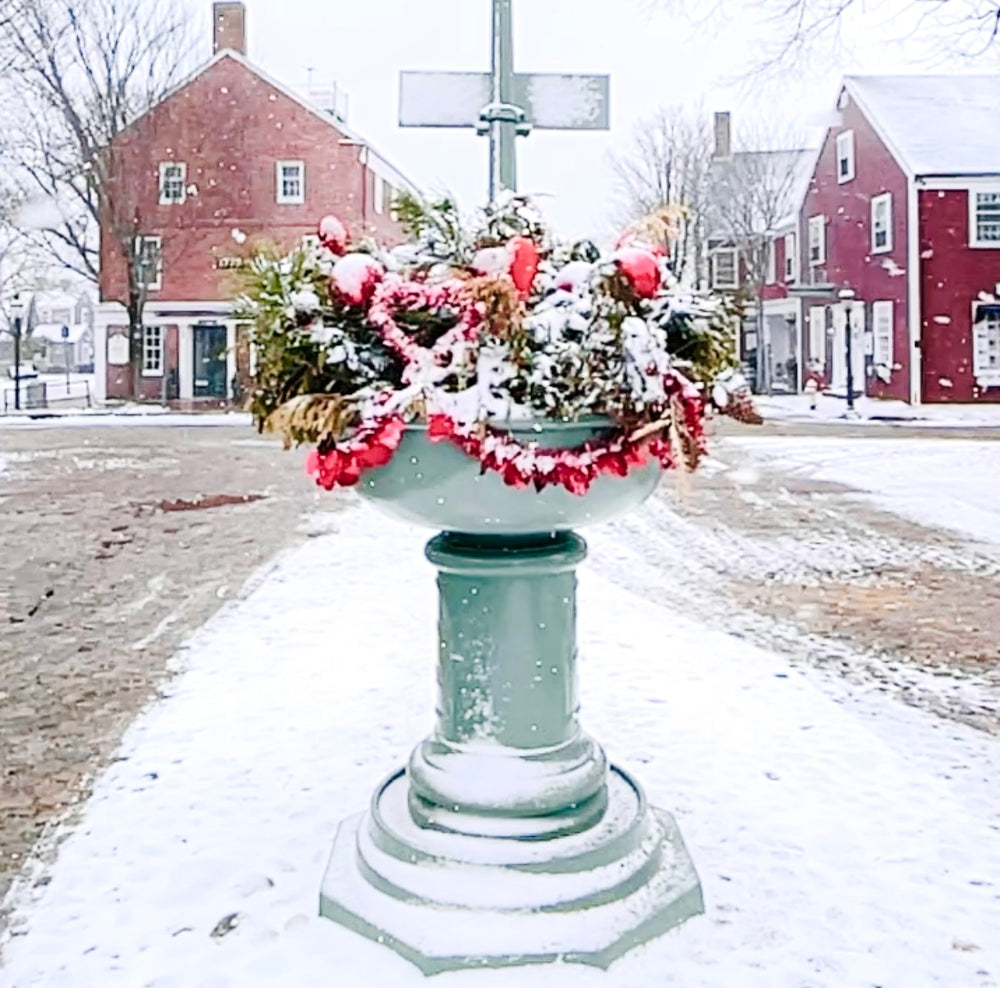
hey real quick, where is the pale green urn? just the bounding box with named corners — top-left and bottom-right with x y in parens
top-left (319, 420), bottom-right (703, 973)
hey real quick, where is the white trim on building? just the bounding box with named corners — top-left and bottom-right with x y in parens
top-left (95, 300), bottom-right (238, 402)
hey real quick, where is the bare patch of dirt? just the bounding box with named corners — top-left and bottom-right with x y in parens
top-left (0, 424), bottom-right (343, 922)
top-left (738, 566), bottom-right (1000, 673)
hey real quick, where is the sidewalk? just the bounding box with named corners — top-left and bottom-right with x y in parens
top-left (1, 506), bottom-right (998, 987)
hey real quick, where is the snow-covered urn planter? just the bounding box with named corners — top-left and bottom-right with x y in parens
top-left (238, 195), bottom-right (758, 973)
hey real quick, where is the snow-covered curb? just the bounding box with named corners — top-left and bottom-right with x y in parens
top-left (0, 411), bottom-right (253, 429)
top-left (757, 393), bottom-right (1000, 428)
top-left (1, 507), bottom-right (998, 987)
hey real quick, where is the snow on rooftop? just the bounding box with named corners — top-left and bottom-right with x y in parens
top-left (30, 323), bottom-right (91, 344)
top-left (846, 74), bottom-right (1000, 176)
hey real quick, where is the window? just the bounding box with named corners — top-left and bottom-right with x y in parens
top-left (808, 307), bottom-right (826, 363)
top-left (973, 304), bottom-right (1000, 385)
top-left (710, 248), bottom-right (738, 289)
top-left (970, 191), bottom-right (1000, 247)
top-left (276, 160), bottom-right (305, 204)
top-left (373, 174), bottom-right (385, 215)
top-left (784, 232), bottom-right (798, 282)
top-left (808, 215), bottom-right (826, 266)
top-left (141, 325), bottom-right (163, 376)
top-left (872, 300), bottom-right (894, 368)
top-left (870, 193), bottom-right (893, 254)
top-left (158, 162), bottom-right (186, 204)
top-left (765, 238), bottom-right (776, 285)
top-left (836, 131), bottom-right (855, 184)
top-left (134, 236), bottom-right (162, 291)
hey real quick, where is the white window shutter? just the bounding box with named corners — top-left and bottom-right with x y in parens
top-left (872, 301), bottom-right (893, 367)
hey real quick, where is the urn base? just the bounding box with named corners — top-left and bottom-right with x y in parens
top-left (319, 765), bottom-right (703, 975)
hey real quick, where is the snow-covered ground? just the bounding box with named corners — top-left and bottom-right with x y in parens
top-left (2, 505), bottom-right (998, 988)
top-left (734, 436), bottom-right (1000, 546)
top-left (757, 393), bottom-right (1000, 428)
top-left (0, 410), bottom-right (251, 430)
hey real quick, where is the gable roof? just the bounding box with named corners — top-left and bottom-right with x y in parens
top-left (708, 147), bottom-right (817, 236)
top-left (845, 75), bottom-right (1000, 177)
top-left (120, 49), bottom-right (420, 194)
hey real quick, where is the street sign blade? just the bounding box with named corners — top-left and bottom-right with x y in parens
top-left (399, 71), bottom-right (491, 128)
top-left (515, 73), bottom-right (610, 130)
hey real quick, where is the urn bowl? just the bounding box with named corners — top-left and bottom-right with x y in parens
top-left (357, 418), bottom-right (661, 535)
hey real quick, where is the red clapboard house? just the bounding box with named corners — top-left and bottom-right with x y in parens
top-left (790, 75), bottom-right (1000, 404)
top-left (95, 1), bottom-right (415, 406)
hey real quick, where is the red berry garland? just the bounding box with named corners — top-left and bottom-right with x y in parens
top-left (302, 369), bottom-right (706, 496)
top-left (305, 416), bottom-right (407, 490)
top-left (367, 278), bottom-right (485, 381)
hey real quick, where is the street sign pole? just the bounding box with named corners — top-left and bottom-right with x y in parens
top-left (491, 0), bottom-right (516, 199)
top-left (399, 0), bottom-right (609, 204)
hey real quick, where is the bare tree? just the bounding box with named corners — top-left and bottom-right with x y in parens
top-left (0, 0), bottom-right (194, 389)
top-left (647, 0), bottom-right (1000, 68)
top-left (610, 106), bottom-right (715, 287)
top-left (706, 122), bottom-right (811, 390)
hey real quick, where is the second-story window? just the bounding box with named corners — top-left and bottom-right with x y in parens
top-left (970, 190), bottom-right (1000, 247)
top-left (710, 248), bottom-right (737, 289)
top-left (871, 193), bottom-right (893, 253)
top-left (784, 231), bottom-right (798, 282)
top-left (808, 215), bottom-right (826, 266)
top-left (276, 160), bottom-right (305, 204)
top-left (134, 235), bottom-right (162, 291)
top-left (836, 130), bottom-right (855, 183)
top-left (158, 162), bottom-right (186, 204)
top-left (765, 238), bottom-right (776, 285)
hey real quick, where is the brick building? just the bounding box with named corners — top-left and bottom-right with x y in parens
top-left (95, 1), bottom-right (415, 405)
top-left (783, 75), bottom-right (1000, 403)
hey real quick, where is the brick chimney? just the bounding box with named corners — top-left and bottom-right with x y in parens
top-left (213, 1), bottom-right (246, 55)
top-left (713, 111), bottom-right (731, 160)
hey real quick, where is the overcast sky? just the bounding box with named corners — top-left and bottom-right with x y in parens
top-left (188, 0), bottom-right (994, 241)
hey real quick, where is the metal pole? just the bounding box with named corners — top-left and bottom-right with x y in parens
top-left (490, 0), bottom-right (516, 199)
top-left (845, 302), bottom-right (855, 412)
top-left (13, 314), bottom-right (21, 411)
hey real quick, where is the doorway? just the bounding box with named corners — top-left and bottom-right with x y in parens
top-left (192, 325), bottom-right (228, 398)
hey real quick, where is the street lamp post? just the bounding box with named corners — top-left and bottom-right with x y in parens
top-left (11, 292), bottom-right (24, 412)
top-left (838, 287), bottom-right (857, 416)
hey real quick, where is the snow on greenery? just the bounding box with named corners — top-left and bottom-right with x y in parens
top-left (235, 192), bottom-right (753, 460)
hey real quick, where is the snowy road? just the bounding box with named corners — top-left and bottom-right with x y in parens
top-left (1, 505), bottom-right (998, 988)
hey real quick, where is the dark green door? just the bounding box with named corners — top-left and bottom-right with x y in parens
top-left (193, 325), bottom-right (228, 398)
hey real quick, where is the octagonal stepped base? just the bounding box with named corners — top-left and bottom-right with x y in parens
top-left (319, 765), bottom-right (703, 975)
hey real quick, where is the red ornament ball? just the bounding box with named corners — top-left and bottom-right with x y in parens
top-left (508, 236), bottom-right (540, 299)
top-left (318, 215), bottom-right (349, 256)
top-left (331, 253), bottom-right (384, 307)
top-left (614, 247), bottom-right (661, 299)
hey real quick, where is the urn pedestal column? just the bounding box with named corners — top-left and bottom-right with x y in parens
top-left (319, 425), bottom-right (703, 974)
